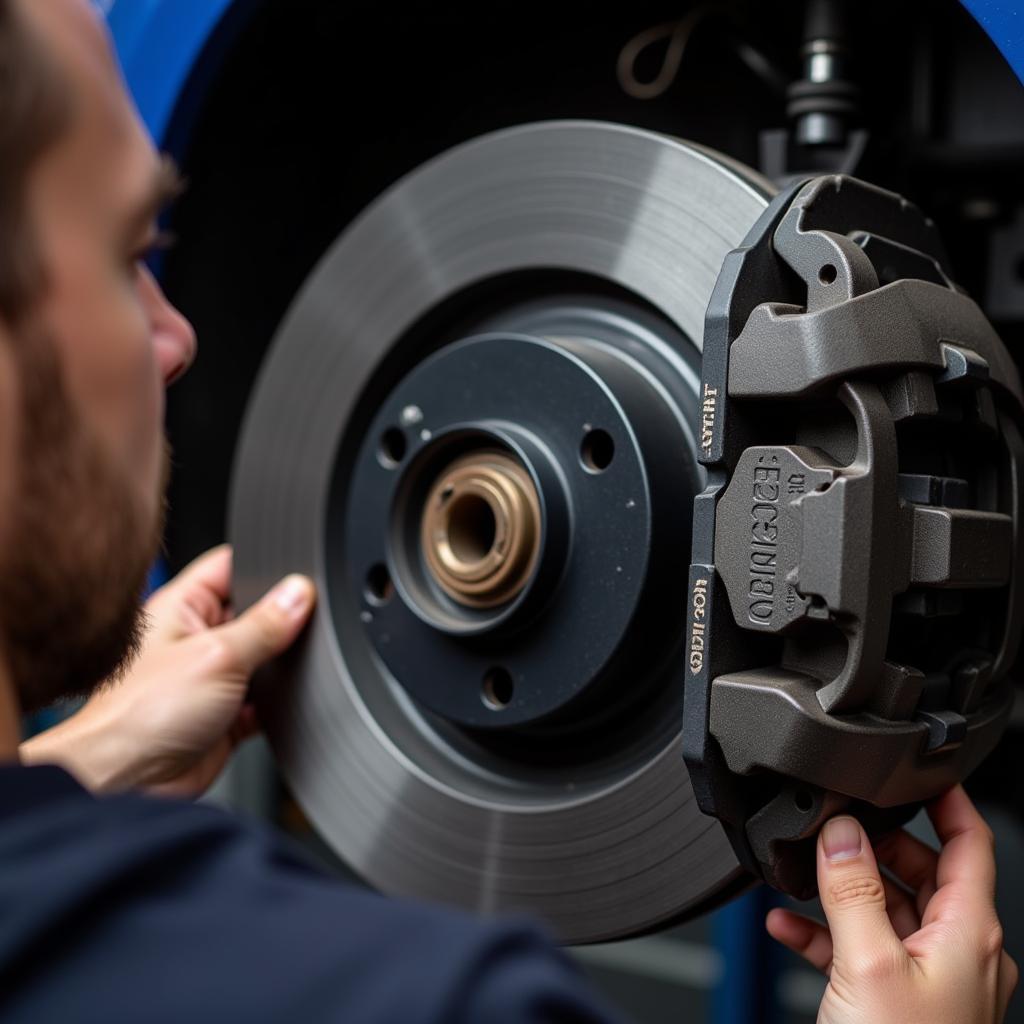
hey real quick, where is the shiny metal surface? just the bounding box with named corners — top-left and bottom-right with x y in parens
top-left (230, 121), bottom-right (775, 943)
top-left (419, 451), bottom-right (542, 609)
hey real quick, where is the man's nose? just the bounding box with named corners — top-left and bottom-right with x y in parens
top-left (140, 264), bottom-right (197, 386)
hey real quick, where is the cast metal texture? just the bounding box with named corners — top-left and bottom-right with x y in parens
top-left (229, 121), bottom-right (774, 943)
top-left (685, 174), bottom-right (1024, 897)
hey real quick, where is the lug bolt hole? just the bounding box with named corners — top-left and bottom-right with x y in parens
top-left (378, 427), bottom-right (407, 468)
top-left (365, 563), bottom-right (394, 605)
top-left (794, 789), bottom-right (814, 812)
top-left (481, 667), bottom-right (514, 709)
top-left (819, 263), bottom-right (837, 285)
top-left (580, 429), bottom-right (615, 473)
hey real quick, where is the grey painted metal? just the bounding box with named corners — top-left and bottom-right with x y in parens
top-left (685, 173), bottom-right (1023, 898)
top-left (229, 121), bottom-right (774, 943)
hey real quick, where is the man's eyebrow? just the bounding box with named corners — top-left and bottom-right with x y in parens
top-left (128, 156), bottom-right (186, 238)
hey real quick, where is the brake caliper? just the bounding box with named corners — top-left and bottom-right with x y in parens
top-left (685, 175), bottom-right (1024, 897)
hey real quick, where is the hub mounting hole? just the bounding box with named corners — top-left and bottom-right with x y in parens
top-left (378, 427), bottom-right (407, 467)
top-left (482, 667), bottom-right (514, 709)
top-left (580, 429), bottom-right (615, 473)
top-left (365, 563), bottom-right (394, 605)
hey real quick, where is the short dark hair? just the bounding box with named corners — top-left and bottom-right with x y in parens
top-left (0, 0), bottom-right (71, 323)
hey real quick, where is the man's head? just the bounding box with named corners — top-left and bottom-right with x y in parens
top-left (0, 0), bottom-right (196, 711)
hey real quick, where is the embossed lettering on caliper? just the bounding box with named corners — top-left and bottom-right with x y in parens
top-left (748, 455), bottom-right (780, 625)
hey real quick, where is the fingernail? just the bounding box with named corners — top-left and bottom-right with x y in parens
top-left (822, 817), bottom-right (862, 861)
top-left (273, 575), bottom-right (313, 617)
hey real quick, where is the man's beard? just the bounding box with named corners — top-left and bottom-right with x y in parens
top-left (1, 322), bottom-right (165, 714)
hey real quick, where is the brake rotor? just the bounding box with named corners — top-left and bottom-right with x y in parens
top-left (230, 121), bottom-right (775, 943)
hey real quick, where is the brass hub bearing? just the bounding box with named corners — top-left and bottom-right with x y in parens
top-left (421, 452), bottom-right (541, 608)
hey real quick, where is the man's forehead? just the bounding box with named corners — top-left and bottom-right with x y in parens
top-left (20, 0), bottom-right (162, 211)
top-left (19, 0), bottom-right (148, 151)
top-left (19, 0), bottom-right (117, 78)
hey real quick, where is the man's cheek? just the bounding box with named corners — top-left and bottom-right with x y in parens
top-left (77, 312), bottom-right (162, 482)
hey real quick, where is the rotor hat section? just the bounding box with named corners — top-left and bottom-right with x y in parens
top-left (345, 329), bottom-right (687, 729)
top-left (230, 121), bottom-right (775, 943)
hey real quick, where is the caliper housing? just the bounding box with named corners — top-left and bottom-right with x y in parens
top-left (685, 175), bottom-right (1024, 897)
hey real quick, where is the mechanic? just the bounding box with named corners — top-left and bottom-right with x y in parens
top-left (0, 1), bottom-right (1016, 1022)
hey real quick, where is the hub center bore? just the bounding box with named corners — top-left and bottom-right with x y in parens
top-left (420, 451), bottom-right (541, 608)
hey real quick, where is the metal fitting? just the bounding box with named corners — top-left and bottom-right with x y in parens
top-left (420, 451), bottom-right (541, 607)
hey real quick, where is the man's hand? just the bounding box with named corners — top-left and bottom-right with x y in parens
top-left (21, 545), bottom-right (315, 797)
top-left (767, 785), bottom-right (1018, 1024)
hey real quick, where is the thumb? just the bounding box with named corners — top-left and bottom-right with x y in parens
top-left (817, 816), bottom-right (906, 975)
top-left (211, 574), bottom-right (316, 677)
